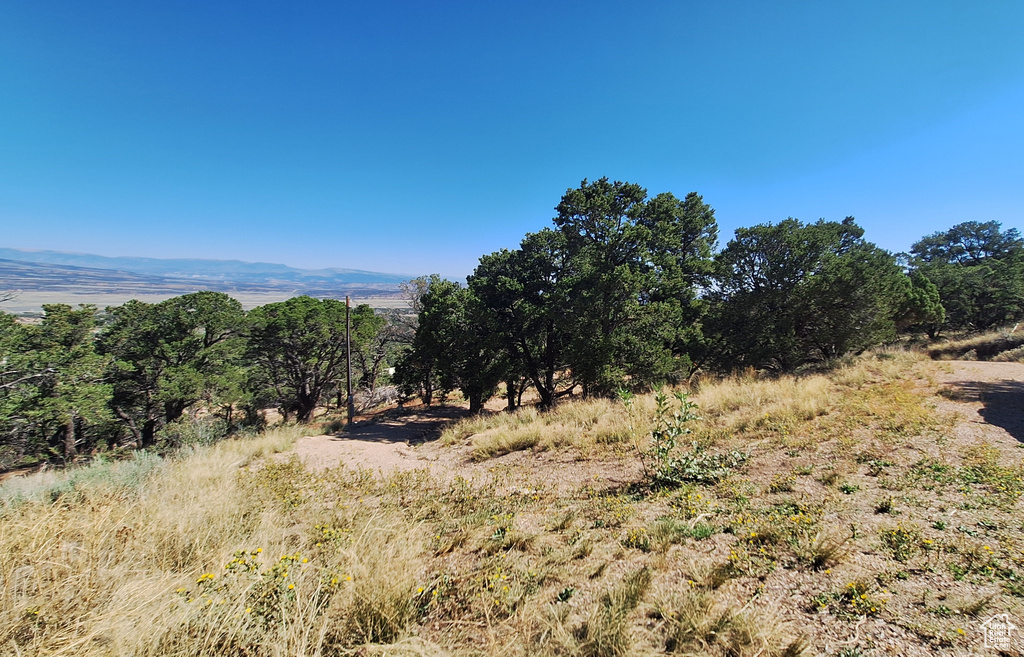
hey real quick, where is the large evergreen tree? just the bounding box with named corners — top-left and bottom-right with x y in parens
top-left (910, 221), bottom-right (1024, 332)
top-left (464, 178), bottom-right (718, 406)
top-left (469, 228), bottom-right (572, 408)
top-left (0, 305), bottom-right (112, 463)
top-left (706, 217), bottom-right (909, 371)
top-left (100, 291), bottom-right (245, 445)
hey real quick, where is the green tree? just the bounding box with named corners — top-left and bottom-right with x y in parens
top-left (898, 271), bottom-right (946, 338)
top-left (101, 292), bottom-right (245, 446)
top-left (32, 305), bottom-right (113, 459)
top-left (912, 221), bottom-right (1022, 264)
top-left (466, 179), bottom-right (718, 406)
top-left (246, 296), bottom-right (353, 422)
top-left (554, 181), bottom-right (717, 392)
top-left (349, 304), bottom-right (389, 395)
top-left (469, 229), bottom-right (571, 408)
top-left (910, 221), bottom-right (1024, 331)
top-left (397, 279), bottom-right (507, 413)
top-left (0, 305), bottom-right (112, 463)
top-left (707, 217), bottom-right (908, 371)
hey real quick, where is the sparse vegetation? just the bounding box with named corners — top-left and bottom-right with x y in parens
top-left (3, 349), bottom-right (1021, 655)
top-left (927, 327), bottom-right (1024, 362)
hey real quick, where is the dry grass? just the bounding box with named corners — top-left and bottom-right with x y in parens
top-left (3, 349), bottom-right (1022, 656)
top-left (441, 397), bottom-right (645, 460)
top-left (926, 326), bottom-right (1024, 361)
top-left (0, 426), bottom-right (430, 656)
top-left (695, 373), bottom-right (832, 436)
top-left (446, 349), bottom-right (937, 463)
top-left (652, 572), bottom-right (807, 657)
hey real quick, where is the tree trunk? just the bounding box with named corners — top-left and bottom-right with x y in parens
top-left (114, 407), bottom-right (143, 448)
top-left (505, 378), bottom-right (517, 412)
top-left (422, 376), bottom-right (434, 407)
top-left (537, 385), bottom-right (553, 409)
top-left (63, 413), bottom-right (77, 461)
top-left (142, 418), bottom-right (156, 448)
top-left (164, 400), bottom-right (187, 424)
top-left (296, 394), bottom-right (317, 423)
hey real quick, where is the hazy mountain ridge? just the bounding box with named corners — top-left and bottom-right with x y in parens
top-left (0, 248), bottom-right (410, 285)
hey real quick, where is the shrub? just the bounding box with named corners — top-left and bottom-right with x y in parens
top-left (634, 389), bottom-right (747, 487)
top-left (156, 417), bottom-right (232, 449)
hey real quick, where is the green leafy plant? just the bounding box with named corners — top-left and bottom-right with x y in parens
top-left (637, 389), bottom-right (747, 487)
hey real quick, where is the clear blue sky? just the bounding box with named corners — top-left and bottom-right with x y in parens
top-left (2, 1), bottom-right (1023, 279)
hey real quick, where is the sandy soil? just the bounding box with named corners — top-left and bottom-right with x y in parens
top-left (291, 397), bottom-right (642, 491)
top-left (291, 406), bottom-right (469, 473)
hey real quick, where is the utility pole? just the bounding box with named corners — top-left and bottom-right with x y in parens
top-left (346, 296), bottom-right (355, 425)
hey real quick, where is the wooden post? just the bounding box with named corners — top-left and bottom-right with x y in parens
top-left (346, 296), bottom-right (354, 425)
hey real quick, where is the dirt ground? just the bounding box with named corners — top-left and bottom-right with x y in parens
top-left (291, 405), bottom-right (469, 473)
top-left (292, 399), bottom-right (642, 494)
top-left (292, 360), bottom-right (1024, 484)
top-left (933, 360), bottom-right (1024, 446)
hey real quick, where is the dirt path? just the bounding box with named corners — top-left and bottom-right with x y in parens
top-left (934, 360), bottom-right (1024, 445)
top-left (291, 406), bottom-right (470, 473)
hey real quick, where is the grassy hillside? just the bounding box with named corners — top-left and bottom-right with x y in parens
top-left (925, 327), bottom-right (1024, 362)
top-left (2, 351), bottom-right (1022, 656)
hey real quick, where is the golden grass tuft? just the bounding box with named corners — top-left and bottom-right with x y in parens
top-left (653, 561), bottom-right (807, 656)
top-left (695, 374), bottom-right (832, 434)
top-left (440, 397), bottom-right (643, 460)
top-left (441, 348), bottom-right (937, 461)
top-left (926, 326), bottom-right (1024, 361)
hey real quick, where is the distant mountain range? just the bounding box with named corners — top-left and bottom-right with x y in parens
top-left (0, 248), bottom-right (410, 297)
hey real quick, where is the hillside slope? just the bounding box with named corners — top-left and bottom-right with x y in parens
top-left (1, 353), bottom-right (1022, 656)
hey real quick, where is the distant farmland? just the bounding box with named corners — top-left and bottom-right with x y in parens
top-left (0, 252), bottom-right (410, 315)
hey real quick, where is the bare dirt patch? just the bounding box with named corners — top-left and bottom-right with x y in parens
top-left (936, 360), bottom-right (1024, 445)
top-left (292, 399), bottom-right (643, 492)
top-left (292, 406), bottom-right (468, 473)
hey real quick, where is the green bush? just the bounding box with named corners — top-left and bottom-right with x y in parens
top-left (635, 390), bottom-right (747, 486)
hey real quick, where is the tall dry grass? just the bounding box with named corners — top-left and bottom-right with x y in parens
top-left (0, 425), bottom-right (430, 656)
top-left (443, 348), bottom-right (936, 459)
top-left (925, 326), bottom-right (1024, 361)
top-left (441, 397), bottom-right (649, 460)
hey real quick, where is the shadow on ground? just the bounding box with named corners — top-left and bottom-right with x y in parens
top-left (943, 379), bottom-right (1024, 443)
top-left (324, 406), bottom-right (472, 444)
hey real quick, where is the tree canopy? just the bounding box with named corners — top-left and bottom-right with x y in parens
top-left (398, 178), bottom-right (720, 408)
top-left (705, 217), bottom-right (911, 371)
top-left (908, 221), bottom-right (1024, 332)
top-left (3, 180), bottom-right (1022, 468)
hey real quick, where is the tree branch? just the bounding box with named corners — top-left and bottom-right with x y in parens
top-left (0, 369), bottom-right (57, 390)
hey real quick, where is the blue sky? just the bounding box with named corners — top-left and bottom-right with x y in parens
top-left (2, 1), bottom-right (1023, 279)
